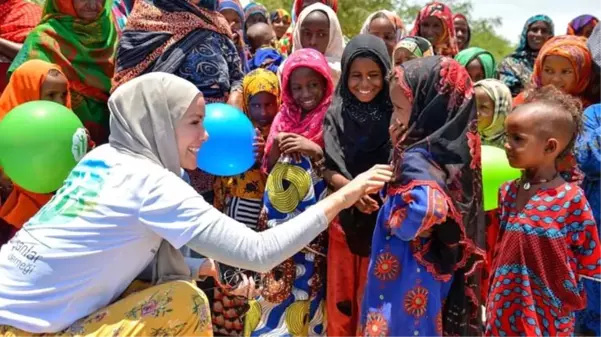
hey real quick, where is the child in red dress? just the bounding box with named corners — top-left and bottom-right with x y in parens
top-left (486, 86), bottom-right (601, 336)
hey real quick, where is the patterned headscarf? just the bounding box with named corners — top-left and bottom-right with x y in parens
top-left (270, 8), bottom-right (291, 25)
top-left (531, 35), bottom-right (592, 99)
top-left (567, 14), bottom-right (599, 36)
top-left (409, 2), bottom-right (458, 57)
top-left (292, 3), bottom-right (344, 83)
top-left (359, 10), bottom-right (406, 42)
top-left (242, 68), bottom-right (280, 138)
top-left (0, 0), bottom-right (42, 43)
top-left (390, 56), bottom-right (484, 335)
top-left (244, 2), bottom-right (269, 25)
top-left (112, 0), bottom-right (232, 91)
top-left (392, 36), bottom-right (433, 66)
top-left (474, 79), bottom-right (512, 148)
top-left (498, 15), bottom-right (554, 96)
top-left (9, 0), bottom-right (117, 145)
top-left (455, 47), bottom-right (497, 79)
top-left (262, 49), bottom-right (334, 172)
top-left (219, 0), bottom-right (244, 23)
top-left (453, 13), bottom-right (471, 49)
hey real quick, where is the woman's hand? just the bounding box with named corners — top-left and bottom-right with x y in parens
top-left (355, 194), bottom-right (380, 214)
top-left (278, 133), bottom-right (321, 160)
top-left (337, 164), bottom-right (393, 209)
top-left (254, 130), bottom-right (266, 162)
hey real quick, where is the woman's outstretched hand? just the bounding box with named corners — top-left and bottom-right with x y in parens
top-left (337, 164), bottom-right (393, 209)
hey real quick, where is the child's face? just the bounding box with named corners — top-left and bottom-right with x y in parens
top-left (248, 92), bottom-right (278, 127)
top-left (475, 86), bottom-right (494, 132)
top-left (300, 11), bottom-right (330, 55)
top-left (40, 71), bottom-right (69, 106)
top-left (347, 57), bottom-right (383, 103)
top-left (289, 66), bottom-right (326, 112)
top-left (466, 58), bottom-right (484, 82)
top-left (454, 17), bottom-right (469, 49)
top-left (369, 17), bottom-right (397, 57)
top-left (393, 48), bottom-right (416, 67)
top-left (73, 0), bottom-right (104, 22)
top-left (389, 77), bottom-right (412, 130)
top-left (272, 15), bottom-right (291, 39)
top-left (503, 106), bottom-right (557, 169)
top-left (221, 9), bottom-right (242, 32)
top-left (541, 55), bottom-right (576, 94)
top-left (419, 16), bottom-right (443, 44)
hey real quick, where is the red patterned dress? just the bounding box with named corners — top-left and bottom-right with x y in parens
top-left (486, 181), bottom-right (601, 336)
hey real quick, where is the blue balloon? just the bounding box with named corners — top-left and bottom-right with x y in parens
top-left (197, 103), bottom-right (255, 176)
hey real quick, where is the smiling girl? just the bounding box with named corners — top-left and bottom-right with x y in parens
top-left (323, 35), bottom-right (393, 337)
top-left (409, 2), bottom-right (458, 57)
top-left (248, 49), bottom-right (335, 336)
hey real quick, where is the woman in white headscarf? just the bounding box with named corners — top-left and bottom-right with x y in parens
top-left (0, 73), bottom-right (392, 336)
top-left (359, 10), bottom-right (405, 56)
top-left (278, 2), bottom-right (344, 84)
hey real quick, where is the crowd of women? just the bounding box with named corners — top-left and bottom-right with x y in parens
top-left (0, 0), bottom-right (600, 336)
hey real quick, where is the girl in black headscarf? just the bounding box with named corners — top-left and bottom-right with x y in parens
top-left (323, 34), bottom-right (393, 336)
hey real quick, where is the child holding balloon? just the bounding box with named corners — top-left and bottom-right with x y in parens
top-left (0, 60), bottom-right (71, 246)
top-left (485, 86), bottom-right (601, 337)
top-left (211, 68), bottom-right (280, 336)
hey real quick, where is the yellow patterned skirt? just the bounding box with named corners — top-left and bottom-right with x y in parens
top-left (0, 280), bottom-right (213, 337)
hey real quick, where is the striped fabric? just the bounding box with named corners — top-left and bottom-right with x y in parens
top-left (225, 196), bottom-right (262, 229)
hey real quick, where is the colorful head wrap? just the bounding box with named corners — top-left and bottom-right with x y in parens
top-left (359, 10), bottom-right (406, 42)
top-left (531, 35), bottom-right (592, 98)
top-left (262, 49), bottom-right (334, 172)
top-left (455, 47), bottom-right (496, 79)
top-left (270, 8), bottom-right (291, 25)
top-left (392, 36), bottom-right (433, 66)
top-left (567, 14), bottom-right (599, 36)
top-left (219, 0), bottom-right (245, 23)
top-left (474, 79), bottom-right (512, 148)
top-left (242, 68), bottom-right (280, 137)
top-left (244, 2), bottom-right (269, 25)
top-left (409, 2), bottom-right (458, 57)
top-left (9, 0), bottom-right (117, 144)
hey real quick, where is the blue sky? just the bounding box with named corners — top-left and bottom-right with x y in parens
top-left (413, 0), bottom-right (600, 44)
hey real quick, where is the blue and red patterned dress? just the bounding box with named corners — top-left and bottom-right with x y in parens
top-left (486, 181), bottom-right (601, 336)
top-left (359, 184), bottom-right (453, 337)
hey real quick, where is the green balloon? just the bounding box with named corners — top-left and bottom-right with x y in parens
top-left (481, 145), bottom-right (521, 211)
top-left (0, 101), bottom-right (87, 194)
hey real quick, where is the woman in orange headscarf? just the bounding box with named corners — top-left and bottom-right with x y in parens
top-left (410, 2), bottom-right (458, 57)
top-left (0, 59), bottom-right (71, 245)
top-left (514, 35), bottom-right (592, 107)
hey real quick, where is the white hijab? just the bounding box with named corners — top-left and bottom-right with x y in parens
top-left (291, 3), bottom-right (344, 84)
top-left (359, 10), bottom-right (406, 41)
top-left (108, 72), bottom-right (201, 176)
top-left (108, 72), bottom-right (202, 284)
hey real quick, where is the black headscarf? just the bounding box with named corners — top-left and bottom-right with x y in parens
top-left (324, 34), bottom-right (393, 256)
top-left (390, 56), bottom-right (485, 335)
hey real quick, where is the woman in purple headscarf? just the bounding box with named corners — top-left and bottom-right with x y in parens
top-left (567, 14), bottom-right (598, 37)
